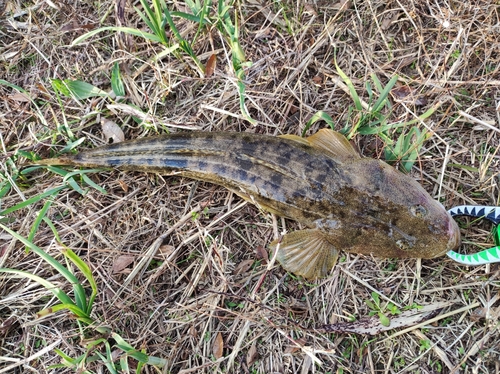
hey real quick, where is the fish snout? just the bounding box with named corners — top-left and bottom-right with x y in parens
top-left (446, 218), bottom-right (461, 251)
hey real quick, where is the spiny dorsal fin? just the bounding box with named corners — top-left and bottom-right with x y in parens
top-left (270, 229), bottom-right (339, 279)
top-left (306, 129), bottom-right (361, 161)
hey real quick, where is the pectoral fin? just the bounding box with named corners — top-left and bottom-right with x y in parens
top-left (270, 229), bottom-right (339, 279)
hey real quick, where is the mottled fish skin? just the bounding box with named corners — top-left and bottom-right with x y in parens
top-left (37, 130), bottom-right (461, 278)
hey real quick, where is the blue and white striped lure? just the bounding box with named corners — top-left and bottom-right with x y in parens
top-left (446, 205), bottom-right (500, 265)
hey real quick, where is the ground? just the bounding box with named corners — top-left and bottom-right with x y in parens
top-left (1, 0), bottom-right (500, 373)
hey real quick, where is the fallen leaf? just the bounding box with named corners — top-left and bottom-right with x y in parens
top-left (336, 0), bottom-right (352, 12)
top-left (213, 332), bottom-right (224, 359)
top-left (60, 20), bottom-right (81, 32)
top-left (391, 85), bottom-right (411, 100)
top-left (312, 75), bottom-right (323, 86)
top-left (246, 342), bottom-right (259, 366)
top-left (0, 315), bottom-right (17, 336)
top-left (205, 54), bottom-right (217, 77)
top-left (255, 246), bottom-right (268, 262)
top-left (189, 324), bottom-right (197, 338)
top-left (116, 0), bottom-right (127, 25)
top-left (9, 92), bottom-right (31, 102)
top-left (233, 259), bottom-right (254, 275)
top-left (112, 255), bottom-right (135, 274)
top-left (284, 337), bottom-right (307, 354)
top-left (102, 119), bottom-right (125, 144)
top-left (159, 244), bottom-right (175, 256)
top-left (118, 180), bottom-right (129, 193)
top-left (415, 96), bottom-right (428, 106)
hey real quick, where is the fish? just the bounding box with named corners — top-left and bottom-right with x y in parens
top-left (35, 129), bottom-right (461, 279)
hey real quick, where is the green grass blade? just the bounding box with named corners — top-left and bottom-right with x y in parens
top-left (72, 26), bottom-right (164, 45)
top-left (82, 174), bottom-right (107, 194)
top-left (371, 75), bottom-right (398, 113)
top-left (26, 199), bottom-right (53, 252)
top-left (95, 351), bottom-right (118, 374)
top-left (37, 303), bottom-right (94, 324)
top-left (66, 177), bottom-right (86, 195)
top-left (171, 10), bottom-right (207, 24)
top-left (0, 224), bottom-right (88, 311)
top-left (302, 111), bottom-right (336, 136)
top-left (112, 332), bottom-right (166, 366)
top-left (62, 246), bottom-right (98, 314)
top-left (52, 79), bottom-right (108, 100)
top-left (236, 80), bottom-right (256, 125)
top-left (0, 185), bottom-right (66, 216)
top-left (334, 58), bottom-right (362, 111)
top-left (134, 6), bottom-right (160, 36)
top-left (42, 216), bottom-right (61, 242)
top-left (370, 73), bottom-right (384, 93)
top-left (111, 62), bottom-right (126, 97)
top-left (0, 268), bottom-right (74, 305)
top-left (162, 5), bottom-right (182, 41)
top-left (59, 137), bottom-right (86, 154)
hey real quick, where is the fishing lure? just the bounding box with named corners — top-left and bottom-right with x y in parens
top-left (447, 205), bottom-right (500, 265)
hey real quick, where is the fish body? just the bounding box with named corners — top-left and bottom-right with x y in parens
top-left (38, 129), bottom-right (461, 278)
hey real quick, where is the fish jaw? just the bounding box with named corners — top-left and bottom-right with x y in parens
top-left (446, 215), bottom-right (461, 252)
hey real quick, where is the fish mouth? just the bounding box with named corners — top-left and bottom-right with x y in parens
top-left (446, 218), bottom-right (461, 251)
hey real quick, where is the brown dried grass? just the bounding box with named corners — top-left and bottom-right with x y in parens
top-left (1, 0), bottom-right (500, 373)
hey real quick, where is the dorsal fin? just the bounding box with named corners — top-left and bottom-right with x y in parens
top-left (307, 129), bottom-right (361, 161)
top-left (278, 134), bottom-right (310, 146)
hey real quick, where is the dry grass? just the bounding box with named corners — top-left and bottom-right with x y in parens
top-left (1, 0), bottom-right (500, 373)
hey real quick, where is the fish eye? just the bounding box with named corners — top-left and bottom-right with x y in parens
top-left (410, 204), bottom-right (427, 218)
top-left (396, 239), bottom-right (411, 251)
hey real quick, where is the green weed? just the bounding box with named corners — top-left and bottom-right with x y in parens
top-left (364, 291), bottom-right (401, 327)
top-left (329, 58), bottom-right (438, 172)
top-left (72, 0), bottom-right (255, 123)
top-left (0, 224), bottom-right (167, 372)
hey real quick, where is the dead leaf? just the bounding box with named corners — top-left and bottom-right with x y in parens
top-left (303, 4), bottom-right (317, 16)
top-left (213, 332), bottom-right (224, 359)
top-left (391, 85), bottom-right (411, 100)
top-left (246, 342), bottom-right (259, 366)
top-left (60, 20), bottom-right (95, 32)
top-left (233, 259), bottom-right (254, 275)
top-left (0, 315), bottom-right (17, 336)
top-left (415, 96), bottom-right (428, 106)
top-left (116, 0), bottom-right (127, 25)
top-left (60, 20), bottom-right (80, 32)
top-left (336, 0), bottom-right (352, 12)
top-left (255, 246), bottom-right (268, 262)
top-left (112, 255), bottom-right (135, 274)
top-left (312, 75), bottom-right (323, 86)
top-left (205, 54), bottom-right (217, 77)
top-left (284, 337), bottom-right (307, 354)
top-left (102, 119), bottom-right (125, 144)
top-left (9, 92), bottom-right (31, 102)
top-left (111, 349), bottom-right (121, 362)
top-left (118, 180), bottom-right (129, 193)
top-left (189, 324), bottom-right (197, 338)
top-left (159, 244), bottom-right (175, 256)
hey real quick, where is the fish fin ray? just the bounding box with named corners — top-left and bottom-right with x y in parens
top-left (307, 129), bottom-right (361, 161)
top-left (270, 229), bottom-right (339, 279)
top-left (277, 134), bottom-right (310, 146)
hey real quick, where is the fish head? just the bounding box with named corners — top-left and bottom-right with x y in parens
top-left (345, 159), bottom-right (461, 259)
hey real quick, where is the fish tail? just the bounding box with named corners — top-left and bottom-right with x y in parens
top-left (33, 156), bottom-right (78, 166)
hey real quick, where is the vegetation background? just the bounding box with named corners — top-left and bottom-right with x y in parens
top-left (1, 0), bottom-right (499, 373)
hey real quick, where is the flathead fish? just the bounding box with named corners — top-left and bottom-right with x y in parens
top-left (36, 129), bottom-right (461, 278)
